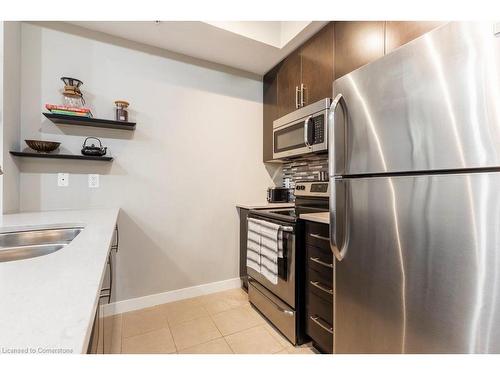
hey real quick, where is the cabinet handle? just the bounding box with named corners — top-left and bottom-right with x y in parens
top-left (295, 86), bottom-right (300, 109)
top-left (111, 225), bottom-right (119, 253)
top-left (310, 280), bottom-right (333, 295)
top-left (300, 83), bottom-right (306, 107)
top-left (310, 315), bottom-right (334, 334)
top-left (310, 233), bottom-right (329, 242)
top-left (310, 257), bottom-right (334, 269)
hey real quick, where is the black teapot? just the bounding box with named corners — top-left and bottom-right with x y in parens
top-left (81, 137), bottom-right (107, 157)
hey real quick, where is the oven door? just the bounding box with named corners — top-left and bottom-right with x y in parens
top-left (273, 118), bottom-right (312, 159)
top-left (246, 215), bottom-right (296, 308)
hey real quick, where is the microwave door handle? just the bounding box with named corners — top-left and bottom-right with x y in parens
top-left (329, 94), bottom-right (350, 261)
top-left (304, 116), bottom-right (312, 148)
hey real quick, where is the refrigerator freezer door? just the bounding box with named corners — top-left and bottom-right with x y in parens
top-left (333, 22), bottom-right (500, 176)
top-left (335, 172), bottom-right (500, 353)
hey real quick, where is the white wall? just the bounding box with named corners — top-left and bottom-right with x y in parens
top-left (1, 22), bottom-right (22, 214)
top-left (280, 22), bottom-right (312, 47)
top-left (19, 23), bottom-right (280, 302)
top-left (206, 22), bottom-right (283, 47)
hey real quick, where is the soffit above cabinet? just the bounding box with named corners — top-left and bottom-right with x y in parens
top-left (65, 21), bottom-right (329, 76)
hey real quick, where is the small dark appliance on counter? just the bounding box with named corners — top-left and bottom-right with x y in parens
top-left (266, 187), bottom-right (290, 203)
top-left (81, 137), bottom-right (107, 157)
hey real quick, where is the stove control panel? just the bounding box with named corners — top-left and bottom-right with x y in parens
top-left (294, 182), bottom-right (329, 197)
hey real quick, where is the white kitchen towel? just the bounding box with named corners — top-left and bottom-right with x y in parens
top-left (246, 218), bottom-right (283, 285)
top-left (246, 218), bottom-right (262, 273)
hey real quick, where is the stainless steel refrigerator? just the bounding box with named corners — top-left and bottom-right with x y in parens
top-left (329, 22), bottom-right (500, 353)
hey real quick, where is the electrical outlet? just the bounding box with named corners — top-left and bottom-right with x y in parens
top-left (58, 173), bottom-right (69, 187)
top-left (88, 174), bottom-right (99, 188)
top-left (495, 22), bottom-right (500, 37)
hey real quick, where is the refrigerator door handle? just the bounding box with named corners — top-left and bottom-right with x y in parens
top-left (330, 179), bottom-right (350, 261)
top-left (329, 94), bottom-right (350, 261)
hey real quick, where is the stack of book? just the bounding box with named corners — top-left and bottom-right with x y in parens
top-left (45, 104), bottom-right (93, 118)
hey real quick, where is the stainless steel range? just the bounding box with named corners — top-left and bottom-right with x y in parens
top-left (247, 181), bottom-right (329, 345)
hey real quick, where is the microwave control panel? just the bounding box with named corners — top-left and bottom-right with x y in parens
top-left (312, 114), bottom-right (325, 144)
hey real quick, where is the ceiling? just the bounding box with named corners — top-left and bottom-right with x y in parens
top-left (67, 21), bottom-right (328, 75)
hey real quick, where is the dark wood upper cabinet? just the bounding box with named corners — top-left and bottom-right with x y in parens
top-left (301, 23), bottom-right (334, 106)
top-left (263, 65), bottom-right (280, 162)
top-left (263, 21), bottom-right (445, 162)
top-left (385, 21), bottom-right (446, 53)
top-left (264, 23), bottom-right (334, 162)
top-left (334, 21), bottom-right (385, 79)
top-left (277, 48), bottom-right (302, 118)
top-left (277, 23), bottom-right (334, 117)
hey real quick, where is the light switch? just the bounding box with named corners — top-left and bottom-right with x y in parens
top-left (58, 173), bottom-right (69, 187)
top-left (88, 174), bottom-right (99, 188)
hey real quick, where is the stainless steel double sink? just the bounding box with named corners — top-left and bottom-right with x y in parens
top-left (0, 227), bottom-right (83, 262)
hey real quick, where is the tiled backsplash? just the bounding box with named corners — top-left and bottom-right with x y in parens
top-left (282, 154), bottom-right (328, 188)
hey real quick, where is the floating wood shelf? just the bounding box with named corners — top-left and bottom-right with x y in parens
top-left (10, 151), bottom-right (113, 162)
top-left (43, 112), bottom-right (136, 131)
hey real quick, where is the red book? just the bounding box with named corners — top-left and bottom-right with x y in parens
top-left (45, 104), bottom-right (91, 113)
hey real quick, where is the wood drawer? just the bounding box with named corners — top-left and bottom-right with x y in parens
top-left (307, 313), bottom-right (333, 354)
top-left (307, 290), bottom-right (333, 326)
top-left (307, 266), bottom-right (333, 303)
top-left (307, 245), bottom-right (334, 276)
top-left (305, 221), bottom-right (330, 250)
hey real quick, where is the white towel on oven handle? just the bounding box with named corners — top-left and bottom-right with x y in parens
top-left (246, 218), bottom-right (284, 285)
top-left (246, 218), bottom-right (262, 273)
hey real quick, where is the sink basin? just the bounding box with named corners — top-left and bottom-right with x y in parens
top-left (0, 227), bottom-right (83, 262)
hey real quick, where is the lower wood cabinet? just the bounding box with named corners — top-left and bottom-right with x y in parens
top-left (304, 221), bottom-right (334, 353)
top-left (88, 226), bottom-right (119, 354)
top-left (238, 208), bottom-right (250, 289)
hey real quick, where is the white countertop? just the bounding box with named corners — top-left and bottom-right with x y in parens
top-left (0, 208), bottom-right (119, 354)
top-left (299, 212), bottom-right (329, 225)
top-left (236, 202), bottom-right (294, 210)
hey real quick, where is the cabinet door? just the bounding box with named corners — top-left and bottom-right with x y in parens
top-left (385, 21), bottom-right (445, 53)
top-left (239, 208), bottom-right (249, 288)
top-left (263, 65), bottom-right (280, 162)
top-left (300, 23), bottom-right (334, 106)
top-left (277, 49), bottom-right (302, 117)
top-left (334, 21), bottom-right (385, 80)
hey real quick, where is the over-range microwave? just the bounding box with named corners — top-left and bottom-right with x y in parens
top-left (272, 98), bottom-right (331, 160)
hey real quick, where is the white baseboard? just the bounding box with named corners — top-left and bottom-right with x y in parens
top-left (102, 277), bottom-right (242, 317)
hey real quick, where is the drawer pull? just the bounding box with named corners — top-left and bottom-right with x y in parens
top-left (310, 257), bottom-right (334, 269)
top-left (310, 233), bottom-right (329, 242)
top-left (310, 315), bottom-right (333, 334)
top-left (250, 281), bottom-right (294, 316)
top-left (310, 281), bottom-right (333, 295)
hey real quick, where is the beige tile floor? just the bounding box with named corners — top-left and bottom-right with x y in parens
top-left (105, 288), bottom-right (319, 354)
